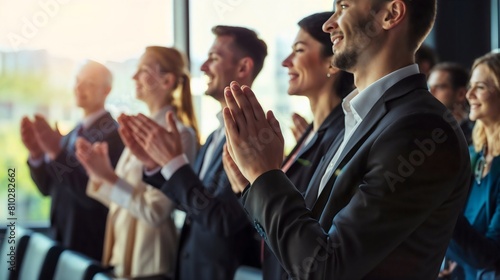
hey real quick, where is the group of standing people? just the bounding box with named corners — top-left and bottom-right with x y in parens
top-left (20, 0), bottom-right (500, 279)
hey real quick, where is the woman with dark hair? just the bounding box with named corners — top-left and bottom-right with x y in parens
top-left (223, 12), bottom-right (354, 280)
top-left (76, 46), bottom-right (199, 279)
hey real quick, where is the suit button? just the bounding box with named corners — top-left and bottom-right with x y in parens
top-left (254, 220), bottom-right (266, 240)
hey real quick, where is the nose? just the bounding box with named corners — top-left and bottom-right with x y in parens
top-left (282, 53), bottom-right (293, 67)
top-left (200, 59), bottom-right (209, 72)
top-left (322, 12), bottom-right (339, 34)
top-left (132, 71), bottom-right (139, 80)
top-left (466, 87), bottom-right (475, 101)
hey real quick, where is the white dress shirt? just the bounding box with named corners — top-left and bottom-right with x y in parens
top-left (162, 111), bottom-right (225, 180)
top-left (317, 64), bottom-right (420, 197)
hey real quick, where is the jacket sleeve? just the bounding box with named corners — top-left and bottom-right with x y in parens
top-left (53, 129), bottom-right (124, 208)
top-left (242, 114), bottom-right (470, 279)
top-left (159, 163), bottom-right (249, 237)
top-left (448, 190), bottom-right (500, 269)
top-left (28, 161), bottom-right (53, 196)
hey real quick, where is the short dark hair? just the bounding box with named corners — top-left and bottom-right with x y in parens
top-left (212, 25), bottom-right (268, 80)
top-left (416, 44), bottom-right (438, 67)
top-left (298, 12), bottom-right (334, 58)
top-left (373, 0), bottom-right (437, 49)
top-left (430, 62), bottom-right (469, 90)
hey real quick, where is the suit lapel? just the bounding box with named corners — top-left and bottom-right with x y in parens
top-left (311, 74), bottom-right (428, 214)
top-left (304, 131), bottom-right (344, 208)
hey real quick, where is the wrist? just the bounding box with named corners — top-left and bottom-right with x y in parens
top-left (103, 172), bottom-right (119, 186)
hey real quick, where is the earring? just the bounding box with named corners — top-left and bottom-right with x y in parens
top-left (327, 73), bottom-right (331, 78)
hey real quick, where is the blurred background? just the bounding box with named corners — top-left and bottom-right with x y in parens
top-left (0, 0), bottom-right (499, 226)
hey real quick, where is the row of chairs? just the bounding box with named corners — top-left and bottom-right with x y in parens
top-left (0, 227), bottom-right (112, 280)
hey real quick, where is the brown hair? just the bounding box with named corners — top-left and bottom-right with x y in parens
top-left (212, 25), bottom-right (268, 80)
top-left (145, 46), bottom-right (200, 144)
top-left (373, 0), bottom-right (437, 50)
top-left (470, 52), bottom-right (500, 155)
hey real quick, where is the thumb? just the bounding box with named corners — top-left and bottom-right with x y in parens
top-left (165, 111), bottom-right (179, 136)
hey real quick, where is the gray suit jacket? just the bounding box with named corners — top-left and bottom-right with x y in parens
top-left (242, 74), bottom-right (471, 279)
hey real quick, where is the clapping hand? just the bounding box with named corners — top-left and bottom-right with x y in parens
top-left (223, 81), bottom-right (284, 184)
top-left (75, 138), bottom-right (118, 186)
top-left (126, 111), bottom-right (183, 167)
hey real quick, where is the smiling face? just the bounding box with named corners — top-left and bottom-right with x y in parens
top-left (282, 28), bottom-right (332, 97)
top-left (74, 62), bottom-right (111, 115)
top-left (322, 0), bottom-right (379, 71)
top-left (200, 35), bottom-right (240, 102)
top-left (132, 52), bottom-right (169, 104)
top-left (466, 64), bottom-right (500, 124)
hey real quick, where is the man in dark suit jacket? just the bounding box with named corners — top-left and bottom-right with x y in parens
top-left (223, 0), bottom-right (471, 279)
top-left (21, 61), bottom-right (124, 261)
top-left (122, 26), bottom-right (267, 280)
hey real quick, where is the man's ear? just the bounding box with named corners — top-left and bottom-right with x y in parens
top-left (236, 57), bottom-right (254, 79)
top-left (380, 0), bottom-right (406, 30)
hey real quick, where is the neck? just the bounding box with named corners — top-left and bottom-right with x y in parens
top-left (147, 100), bottom-right (170, 116)
top-left (83, 107), bottom-right (104, 117)
top-left (309, 90), bottom-right (341, 131)
top-left (352, 43), bottom-right (414, 92)
top-left (484, 122), bottom-right (500, 156)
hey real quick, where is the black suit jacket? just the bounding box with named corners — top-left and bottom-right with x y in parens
top-left (242, 74), bottom-right (471, 279)
top-left (263, 105), bottom-right (344, 280)
top-left (144, 129), bottom-right (260, 280)
top-left (29, 112), bottom-right (124, 261)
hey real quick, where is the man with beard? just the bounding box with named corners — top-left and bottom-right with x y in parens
top-left (122, 26), bottom-right (267, 280)
top-left (222, 0), bottom-right (471, 279)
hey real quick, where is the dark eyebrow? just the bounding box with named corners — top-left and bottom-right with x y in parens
top-left (292, 41), bottom-right (307, 48)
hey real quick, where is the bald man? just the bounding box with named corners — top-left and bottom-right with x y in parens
top-left (21, 61), bottom-right (124, 260)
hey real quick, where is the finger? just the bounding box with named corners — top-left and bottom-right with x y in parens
top-left (224, 86), bottom-right (246, 136)
top-left (230, 82), bottom-right (255, 125)
top-left (267, 110), bottom-right (284, 144)
top-left (223, 107), bottom-right (240, 150)
top-left (127, 117), bottom-right (149, 145)
top-left (132, 130), bottom-right (148, 147)
top-left (241, 85), bottom-right (265, 121)
top-left (128, 115), bottom-right (151, 136)
top-left (165, 111), bottom-right (179, 136)
top-left (136, 113), bottom-right (159, 131)
top-left (98, 142), bottom-right (109, 157)
top-left (118, 125), bottom-right (135, 147)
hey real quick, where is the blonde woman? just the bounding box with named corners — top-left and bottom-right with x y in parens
top-left (76, 46), bottom-right (199, 279)
top-left (446, 52), bottom-right (500, 279)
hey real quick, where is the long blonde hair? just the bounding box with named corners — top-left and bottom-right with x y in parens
top-left (145, 46), bottom-right (200, 145)
top-left (471, 52), bottom-right (500, 155)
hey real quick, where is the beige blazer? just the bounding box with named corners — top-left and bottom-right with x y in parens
top-left (87, 106), bottom-right (197, 278)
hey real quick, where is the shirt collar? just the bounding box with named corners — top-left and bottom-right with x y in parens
top-left (82, 109), bottom-right (107, 129)
top-left (348, 64), bottom-right (420, 121)
top-left (216, 111), bottom-right (224, 128)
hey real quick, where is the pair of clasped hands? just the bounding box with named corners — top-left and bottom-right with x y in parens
top-left (76, 81), bottom-right (285, 193)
